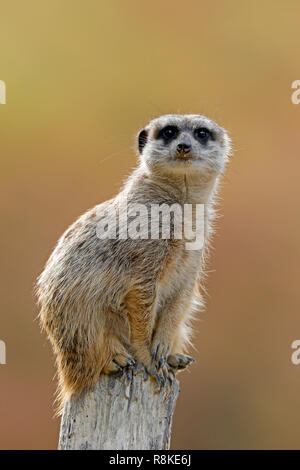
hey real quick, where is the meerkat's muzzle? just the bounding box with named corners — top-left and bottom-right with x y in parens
top-left (176, 142), bottom-right (192, 158)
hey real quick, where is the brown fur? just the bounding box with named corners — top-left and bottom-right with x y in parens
top-left (36, 114), bottom-right (231, 413)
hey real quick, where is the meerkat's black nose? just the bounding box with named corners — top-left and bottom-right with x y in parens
top-left (177, 143), bottom-right (191, 154)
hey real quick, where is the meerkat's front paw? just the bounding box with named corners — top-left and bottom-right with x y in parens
top-left (146, 341), bottom-right (174, 389)
top-left (151, 342), bottom-right (170, 371)
top-left (102, 353), bottom-right (136, 376)
top-left (143, 358), bottom-right (163, 387)
top-left (144, 362), bottom-right (174, 390)
top-left (167, 353), bottom-right (195, 371)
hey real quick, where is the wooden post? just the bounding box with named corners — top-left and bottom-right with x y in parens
top-left (58, 364), bottom-right (180, 450)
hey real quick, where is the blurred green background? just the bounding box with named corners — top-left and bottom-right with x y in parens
top-left (0, 0), bottom-right (300, 449)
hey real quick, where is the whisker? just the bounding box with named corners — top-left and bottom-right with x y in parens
top-left (98, 148), bottom-right (130, 166)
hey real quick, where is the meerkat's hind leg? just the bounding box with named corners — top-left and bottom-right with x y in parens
top-left (102, 352), bottom-right (136, 375)
top-left (101, 307), bottom-right (135, 375)
top-left (101, 334), bottom-right (136, 376)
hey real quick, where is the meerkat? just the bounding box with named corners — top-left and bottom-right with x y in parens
top-left (36, 114), bottom-right (231, 413)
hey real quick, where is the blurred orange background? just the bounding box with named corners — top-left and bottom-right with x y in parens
top-left (0, 0), bottom-right (300, 449)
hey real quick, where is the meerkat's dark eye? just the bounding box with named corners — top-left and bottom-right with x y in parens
top-left (194, 127), bottom-right (213, 144)
top-left (157, 125), bottom-right (178, 142)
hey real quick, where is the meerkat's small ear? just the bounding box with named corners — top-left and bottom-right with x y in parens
top-left (137, 128), bottom-right (148, 154)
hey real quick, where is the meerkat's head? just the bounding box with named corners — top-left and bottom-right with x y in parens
top-left (137, 114), bottom-right (231, 177)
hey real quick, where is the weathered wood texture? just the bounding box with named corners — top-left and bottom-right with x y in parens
top-left (58, 366), bottom-right (180, 450)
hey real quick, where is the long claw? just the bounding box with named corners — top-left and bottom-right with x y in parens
top-left (155, 344), bottom-right (160, 360)
top-left (154, 373), bottom-right (161, 388)
top-left (158, 357), bottom-right (165, 370)
top-left (186, 356), bottom-right (195, 363)
top-left (112, 360), bottom-right (123, 370)
top-left (160, 374), bottom-right (166, 388)
top-left (126, 357), bottom-right (136, 366)
top-left (167, 374), bottom-right (173, 385)
top-left (168, 366), bottom-right (176, 377)
top-left (151, 351), bottom-right (156, 365)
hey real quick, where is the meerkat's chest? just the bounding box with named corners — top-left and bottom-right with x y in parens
top-left (157, 243), bottom-right (202, 303)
